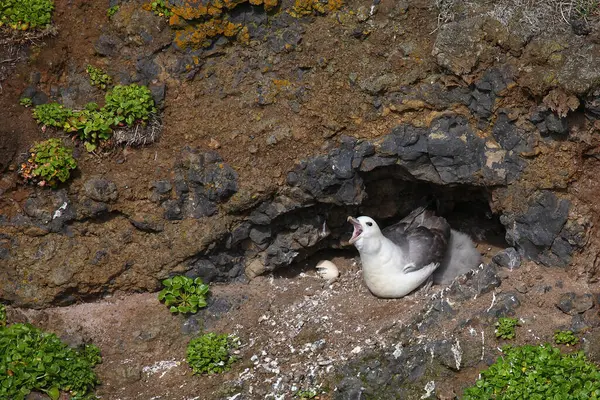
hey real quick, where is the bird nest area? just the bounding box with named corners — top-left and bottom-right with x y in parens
top-left (356, 174), bottom-right (509, 259)
top-left (112, 114), bottom-right (163, 147)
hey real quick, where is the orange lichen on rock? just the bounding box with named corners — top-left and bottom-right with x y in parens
top-left (290, 0), bottom-right (342, 16)
top-left (170, 3), bottom-right (209, 20)
top-left (168, 0), bottom-right (279, 48)
top-left (174, 19), bottom-right (245, 49)
top-left (326, 0), bottom-right (343, 12)
top-left (272, 79), bottom-right (290, 89)
top-left (169, 0), bottom-right (276, 20)
top-left (237, 26), bottom-right (250, 44)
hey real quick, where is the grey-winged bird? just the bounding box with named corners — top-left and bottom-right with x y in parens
top-left (348, 206), bottom-right (481, 298)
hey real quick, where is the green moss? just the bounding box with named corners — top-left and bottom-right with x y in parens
top-left (86, 65), bottom-right (112, 90)
top-left (554, 330), bottom-right (579, 346)
top-left (186, 333), bottom-right (239, 375)
top-left (19, 138), bottom-right (77, 188)
top-left (0, 323), bottom-right (101, 399)
top-left (495, 317), bottom-right (520, 340)
top-left (463, 344), bottom-right (600, 399)
top-left (0, 0), bottom-right (54, 30)
top-left (30, 84), bottom-right (157, 152)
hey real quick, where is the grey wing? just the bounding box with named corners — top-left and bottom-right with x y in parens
top-left (380, 206), bottom-right (428, 245)
top-left (382, 208), bottom-right (451, 273)
top-left (402, 227), bottom-right (450, 272)
top-left (381, 222), bottom-right (409, 246)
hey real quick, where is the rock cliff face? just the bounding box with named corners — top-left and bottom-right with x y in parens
top-left (3, 0), bottom-right (600, 398)
top-left (1, 0), bottom-right (600, 308)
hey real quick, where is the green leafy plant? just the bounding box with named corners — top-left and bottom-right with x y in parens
top-left (32, 102), bottom-right (73, 128)
top-left (158, 276), bottom-right (209, 314)
top-left (147, 0), bottom-right (173, 17)
top-left (79, 344), bottom-right (102, 367)
top-left (0, 0), bottom-right (54, 30)
top-left (86, 65), bottom-right (112, 90)
top-left (463, 344), bottom-right (600, 399)
top-left (0, 304), bottom-right (6, 327)
top-left (107, 5), bottom-right (119, 18)
top-left (19, 97), bottom-right (33, 107)
top-left (0, 323), bottom-right (101, 400)
top-left (104, 83), bottom-right (157, 126)
top-left (19, 138), bottom-right (77, 188)
top-left (495, 317), bottom-right (520, 340)
top-left (186, 333), bottom-right (239, 375)
top-left (29, 84), bottom-right (156, 152)
top-left (554, 330), bottom-right (579, 346)
top-left (64, 104), bottom-right (113, 152)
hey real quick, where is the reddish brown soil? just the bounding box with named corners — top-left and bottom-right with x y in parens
top-left (7, 253), bottom-right (595, 399)
top-left (2, 0), bottom-right (600, 399)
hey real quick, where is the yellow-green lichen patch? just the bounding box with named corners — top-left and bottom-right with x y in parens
top-left (174, 19), bottom-right (249, 49)
top-left (166, 0), bottom-right (277, 49)
top-left (289, 0), bottom-right (343, 17)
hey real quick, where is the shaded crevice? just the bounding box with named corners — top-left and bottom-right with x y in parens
top-left (183, 170), bottom-right (508, 284)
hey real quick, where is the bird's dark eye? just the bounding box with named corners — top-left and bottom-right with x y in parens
top-left (366, 222), bottom-right (373, 227)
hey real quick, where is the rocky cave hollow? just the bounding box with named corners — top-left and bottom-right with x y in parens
top-left (209, 166), bottom-right (511, 285)
top-left (320, 171), bottom-right (507, 262)
top-left (269, 177), bottom-right (509, 288)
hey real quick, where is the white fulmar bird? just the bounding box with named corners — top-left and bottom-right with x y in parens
top-left (348, 207), bottom-right (481, 298)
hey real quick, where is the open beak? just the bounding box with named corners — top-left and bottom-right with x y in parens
top-left (347, 216), bottom-right (363, 244)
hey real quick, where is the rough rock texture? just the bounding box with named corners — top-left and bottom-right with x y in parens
top-left (333, 263), bottom-right (510, 399)
top-left (0, 0), bottom-right (598, 315)
top-left (4, 0), bottom-right (600, 398)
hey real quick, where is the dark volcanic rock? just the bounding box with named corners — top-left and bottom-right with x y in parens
top-left (486, 292), bottom-right (521, 317)
top-left (427, 116), bottom-right (485, 184)
top-left (545, 113), bottom-right (568, 135)
top-left (334, 344), bottom-right (435, 400)
top-left (94, 33), bottom-right (124, 57)
top-left (162, 199), bottom-right (182, 220)
top-left (292, 153), bottom-right (366, 205)
top-left (469, 69), bottom-right (512, 120)
top-left (172, 147), bottom-right (238, 218)
top-left (249, 225), bottom-right (272, 247)
top-left (19, 190), bottom-right (76, 233)
top-left (585, 89), bottom-right (600, 118)
top-left (150, 180), bottom-right (172, 203)
top-left (492, 112), bottom-right (531, 152)
top-left (21, 86), bottom-right (48, 106)
top-left (445, 264), bottom-right (501, 301)
top-left (503, 191), bottom-right (570, 265)
top-left (129, 213), bottom-right (164, 233)
top-left (149, 83), bottom-right (166, 109)
top-left (78, 199), bottom-right (110, 219)
top-left (135, 56), bottom-right (160, 85)
top-left (186, 253), bottom-right (244, 283)
top-left (556, 292), bottom-right (594, 315)
top-left (492, 247), bottom-right (521, 269)
top-left (84, 178), bottom-right (118, 203)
